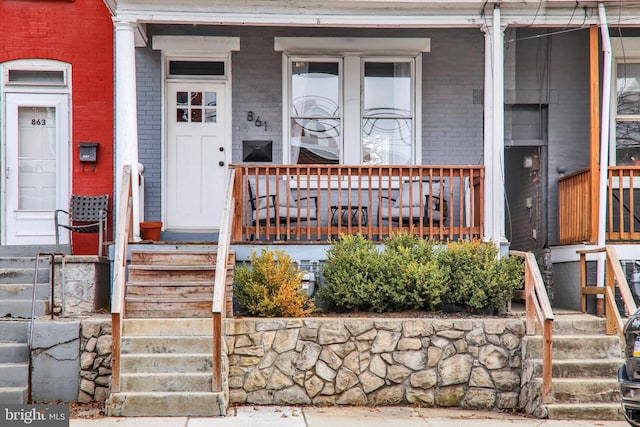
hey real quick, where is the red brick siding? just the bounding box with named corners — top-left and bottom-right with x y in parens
top-left (1, 0), bottom-right (114, 254)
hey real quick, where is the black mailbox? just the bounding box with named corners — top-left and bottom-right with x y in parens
top-left (79, 142), bottom-right (99, 163)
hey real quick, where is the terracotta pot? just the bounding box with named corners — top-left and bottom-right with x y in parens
top-left (140, 221), bottom-right (162, 241)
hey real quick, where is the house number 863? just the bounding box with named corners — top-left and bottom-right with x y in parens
top-left (31, 119), bottom-right (46, 126)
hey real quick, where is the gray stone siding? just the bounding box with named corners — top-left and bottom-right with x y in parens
top-left (78, 317), bottom-right (112, 403)
top-left (225, 317), bottom-right (526, 409)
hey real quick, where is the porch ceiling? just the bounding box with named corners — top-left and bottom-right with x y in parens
top-left (105, 0), bottom-right (640, 28)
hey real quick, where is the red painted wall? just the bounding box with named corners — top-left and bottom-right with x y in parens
top-left (0, 0), bottom-right (114, 255)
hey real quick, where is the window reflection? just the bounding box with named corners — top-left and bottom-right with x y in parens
top-left (362, 62), bottom-right (413, 165)
top-left (616, 63), bottom-right (640, 164)
top-left (290, 61), bottom-right (341, 164)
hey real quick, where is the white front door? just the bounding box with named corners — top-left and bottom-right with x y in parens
top-left (5, 93), bottom-right (70, 245)
top-left (166, 82), bottom-right (228, 231)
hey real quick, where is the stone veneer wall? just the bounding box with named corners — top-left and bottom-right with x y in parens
top-left (78, 317), bottom-right (112, 402)
top-left (225, 318), bottom-right (526, 409)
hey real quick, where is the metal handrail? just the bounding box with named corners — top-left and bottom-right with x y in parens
top-left (510, 250), bottom-right (554, 404)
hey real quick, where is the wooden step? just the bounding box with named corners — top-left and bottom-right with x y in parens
top-left (127, 266), bottom-right (215, 282)
top-left (125, 297), bottom-right (212, 318)
top-left (126, 282), bottom-right (214, 299)
top-left (130, 250), bottom-right (234, 266)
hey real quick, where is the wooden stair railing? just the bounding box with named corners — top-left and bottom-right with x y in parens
top-left (510, 250), bottom-right (554, 404)
top-left (211, 168), bottom-right (235, 392)
top-left (110, 164), bottom-right (134, 394)
top-left (578, 246), bottom-right (638, 339)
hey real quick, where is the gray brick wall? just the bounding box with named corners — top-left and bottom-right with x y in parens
top-left (512, 29), bottom-right (590, 246)
top-left (136, 25), bottom-right (590, 245)
top-left (136, 45), bottom-right (162, 221)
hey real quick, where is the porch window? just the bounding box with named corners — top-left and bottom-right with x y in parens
top-left (362, 61), bottom-right (413, 165)
top-left (290, 60), bottom-right (341, 164)
top-left (615, 62), bottom-right (640, 165)
top-left (286, 55), bottom-right (418, 165)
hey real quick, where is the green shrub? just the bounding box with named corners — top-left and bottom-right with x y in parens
top-left (234, 249), bottom-right (315, 317)
top-left (320, 233), bottom-right (450, 312)
top-left (319, 234), bottom-right (381, 311)
top-left (438, 239), bottom-right (524, 312)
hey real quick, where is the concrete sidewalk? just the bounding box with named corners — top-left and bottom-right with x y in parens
top-left (70, 406), bottom-right (629, 427)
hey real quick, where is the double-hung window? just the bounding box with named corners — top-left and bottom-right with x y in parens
top-left (278, 38), bottom-right (428, 166)
top-left (615, 61), bottom-right (640, 165)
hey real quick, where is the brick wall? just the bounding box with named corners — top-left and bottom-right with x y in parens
top-left (0, 0), bottom-right (114, 254)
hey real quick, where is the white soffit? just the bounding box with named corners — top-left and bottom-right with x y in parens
top-left (152, 36), bottom-right (240, 55)
top-left (274, 37), bottom-right (430, 53)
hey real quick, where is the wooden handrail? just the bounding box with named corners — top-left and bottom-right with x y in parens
top-left (211, 168), bottom-right (235, 392)
top-left (110, 164), bottom-right (133, 394)
top-left (578, 246), bottom-right (637, 339)
top-left (510, 250), bottom-right (554, 404)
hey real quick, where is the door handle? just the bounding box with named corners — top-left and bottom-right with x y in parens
top-left (219, 161), bottom-right (225, 167)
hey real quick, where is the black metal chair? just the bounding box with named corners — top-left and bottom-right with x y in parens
top-left (247, 176), bottom-right (317, 240)
top-left (55, 195), bottom-right (109, 255)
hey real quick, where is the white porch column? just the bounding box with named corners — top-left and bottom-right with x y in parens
top-left (482, 5), bottom-right (508, 251)
top-left (114, 18), bottom-right (141, 240)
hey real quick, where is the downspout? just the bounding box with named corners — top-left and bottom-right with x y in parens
top-left (596, 2), bottom-right (612, 308)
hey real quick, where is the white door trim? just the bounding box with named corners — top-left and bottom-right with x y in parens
top-left (4, 93), bottom-right (70, 245)
top-left (153, 36), bottom-right (238, 232)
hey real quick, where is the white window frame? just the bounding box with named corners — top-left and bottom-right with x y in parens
top-left (277, 37), bottom-right (427, 166)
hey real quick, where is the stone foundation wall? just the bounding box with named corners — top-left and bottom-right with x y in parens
top-left (225, 318), bottom-right (526, 409)
top-left (53, 256), bottom-right (110, 316)
top-left (78, 317), bottom-right (112, 402)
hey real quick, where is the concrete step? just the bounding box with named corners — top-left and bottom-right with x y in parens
top-left (121, 353), bottom-right (213, 373)
top-left (120, 372), bottom-right (212, 392)
top-left (545, 402), bottom-right (624, 420)
top-left (0, 363), bottom-right (29, 387)
top-left (0, 387), bottom-right (28, 404)
top-left (524, 335), bottom-right (623, 359)
top-left (106, 391), bottom-right (226, 416)
top-left (0, 320), bottom-right (29, 342)
top-left (0, 267), bottom-right (50, 284)
top-left (529, 358), bottom-right (624, 378)
top-left (0, 300), bottom-right (48, 318)
top-left (0, 257), bottom-right (51, 268)
top-left (551, 378), bottom-right (620, 403)
top-left (121, 336), bottom-right (213, 354)
top-left (122, 318), bottom-right (212, 336)
top-left (544, 314), bottom-right (607, 335)
top-left (0, 343), bottom-right (29, 363)
top-left (0, 283), bottom-right (50, 300)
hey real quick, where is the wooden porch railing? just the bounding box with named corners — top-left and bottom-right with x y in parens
top-left (211, 168), bottom-right (235, 392)
top-left (558, 167), bottom-right (591, 244)
top-left (607, 166), bottom-right (640, 241)
top-left (510, 250), bottom-right (554, 404)
top-left (578, 246), bottom-right (638, 339)
top-left (230, 165), bottom-right (483, 243)
top-left (558, 166), bottom-right (640, 244)
top-left (110, 165), bottom-right (134, 393)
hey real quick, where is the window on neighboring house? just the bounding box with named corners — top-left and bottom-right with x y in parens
top-left (615, 62), bottom-right (640, 165)
top-left (286, 55), bottom-right (418, 165)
